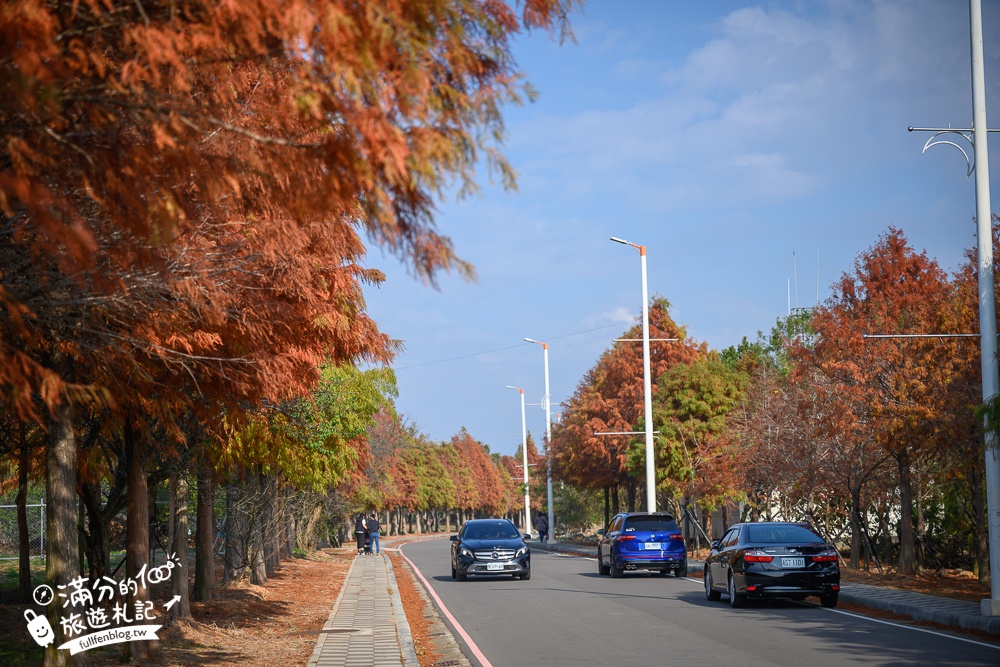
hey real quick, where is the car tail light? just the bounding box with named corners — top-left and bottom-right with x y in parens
top-left (615, 535), bottom-right (635, 542)
top-left (668, 534), bottom-right (684, 541)
top-left (746, 585), bottom-right (759, 591)
top-left (812, 552), bottom-right (838, 563)
top-left (743, 550), bottom-right (773, 563)
top-left (831, 585), bottom-right (840, 591)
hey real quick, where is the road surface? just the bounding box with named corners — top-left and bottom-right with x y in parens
top-left (399, 538), bottom-right (1000, 667)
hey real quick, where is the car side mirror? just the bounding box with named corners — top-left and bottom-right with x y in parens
top-left (450, 535), bottom-right (458, 541)
top-left (710, 540), bottom-right (720, 550)
top-left (597, 529), bottom-right (605, 536)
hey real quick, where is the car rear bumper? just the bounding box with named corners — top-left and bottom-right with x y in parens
top-left (616, 555), bottom-right (686, 571)
top-left (738, 571), bottom-right (839, 597)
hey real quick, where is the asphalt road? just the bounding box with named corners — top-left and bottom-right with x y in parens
top-left (399, 538), bottom-right (1000, 667)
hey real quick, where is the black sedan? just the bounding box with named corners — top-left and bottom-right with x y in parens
top-left (450, 518), bottom-right (531, 581)
top-left (704, 521), bottom-right (840, 608)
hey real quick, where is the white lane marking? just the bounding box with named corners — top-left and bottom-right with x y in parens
top-left (582, 554), bottom-right (1000, 650)
top-left (398, 542), bottom-right (496, 667)
top-left (823, 607), bottom-right (1000, 650)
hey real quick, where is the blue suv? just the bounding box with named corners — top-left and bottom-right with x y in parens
top-left (597, 512), bottom-right (687, 578)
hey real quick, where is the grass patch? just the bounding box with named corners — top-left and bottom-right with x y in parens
top-left (0, 561), bottom-right (46, 592)
top-left (0, 640), bottom-right (43, 667)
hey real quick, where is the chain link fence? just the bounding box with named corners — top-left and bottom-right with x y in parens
top-left (0, 503), bottom-right (45, 560)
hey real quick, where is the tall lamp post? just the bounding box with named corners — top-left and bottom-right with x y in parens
top-left (908, 0), bottom-right (999, 616)
top-left (610, 236), bottom-right (656, 513)
top-left (970, 0), bottom-right (1000, 617)
top-left (506, 386), bottom-right (532, 537)
top-left (524, 338), bottom-right (556, 542)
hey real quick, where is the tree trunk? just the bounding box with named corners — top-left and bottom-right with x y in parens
top-left (170, 474), bottom-right (192, 620)
top-left (626, 479), bottom-right (636, 513)
top-left (250, 513), bottom-right (268, 585)
top-left (880, 495), bottom-right (893, 566)
top-left (970, 454), bottom-right (990, 586)
top-left (224, 485), bottom-right (239, 583)
top-left (43, 397), bottom-right (92, 667)
top-left (603, 486), bottom-right (610, 530)
top-left (283, 490), bottom-right (295, 558)
top-left (192, 465), bottom-right (215, 601)
top-left (124, 421), bottom-right (161, 662)
top-left (896, 451), bottom-right (918, 574)
top-left (849, 487), bottom-right (862, 569)
top-left (17, 426), bottom-right (31, 604)
top-left (611, 485), bottom-right (620, 514)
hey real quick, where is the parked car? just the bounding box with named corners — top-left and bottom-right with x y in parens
top-left (450, 518), bottom-right (531, 581)
top-left (596, 512), bottom-right (687, 578)
top-left (704, 521), bottom-right (840, 608)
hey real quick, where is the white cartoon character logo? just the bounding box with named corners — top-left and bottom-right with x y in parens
top-left (24, 609), bottom-right (55, 647)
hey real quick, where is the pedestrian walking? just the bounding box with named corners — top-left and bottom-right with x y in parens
top-left (368, 514), bottom-right (381, 554)
top-left (354, 514), bottom-right (368, 555)
top-left (533, 513), bottom-right (549, 543)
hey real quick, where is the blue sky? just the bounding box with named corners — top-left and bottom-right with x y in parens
top-left (364, 0), bottom-right (1000, 457)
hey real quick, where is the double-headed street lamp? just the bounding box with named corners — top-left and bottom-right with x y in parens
top-left (524, 337), bottom-right (555, 542)
top-left (506, 385), bottom-right (532, 537)
top-left (610, 236), bottom-right (656, 513)
top-left (907, 0), bottom-right (999, 616)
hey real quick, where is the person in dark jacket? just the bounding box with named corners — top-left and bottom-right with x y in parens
top-left (533, 513), bottom-right (549, 543)
top-left (354, 515), bottom-right (368, 555)
top-left (368, 514), bottom-right (381, 554)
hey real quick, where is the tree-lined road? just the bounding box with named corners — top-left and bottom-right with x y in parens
top-left (401, 539), bottom-right (999, 666)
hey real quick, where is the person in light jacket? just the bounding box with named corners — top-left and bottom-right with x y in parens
top-left (533, 513), bottom-right (549, 543)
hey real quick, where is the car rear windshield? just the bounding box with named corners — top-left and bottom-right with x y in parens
top-left (623, 516), bottom-right (679, 532)
top-left (464, 522), bottom-right (521, 540)
top-left (746, 524), bottom-right (822, 544)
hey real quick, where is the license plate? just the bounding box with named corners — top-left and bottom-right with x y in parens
top-left (642, 543), bottom-right (661, 550)
top-left (486, 562), bottom-right (504, 571)
top-left (780, 557), bottom-right (805, 568)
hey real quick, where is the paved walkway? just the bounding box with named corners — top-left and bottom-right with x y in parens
top-left (308, 537), bottom-right (1000, 667)
top-left (306, 552), bottom-right (419, 667)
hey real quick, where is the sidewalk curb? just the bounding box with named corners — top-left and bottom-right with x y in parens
top-left (837, 587), bottom-right (1000, 636)
top-left (385, 554), bottom-right (421, 667)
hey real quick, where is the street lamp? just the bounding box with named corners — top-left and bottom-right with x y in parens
top-left (610, 236), bottom-right (656, 513)
top-left (506, 385), bottom-right (532, 538)
top-left (524, 338), bottom-right (556, 542)
top-left (907, 0), bottom-right (999, 616)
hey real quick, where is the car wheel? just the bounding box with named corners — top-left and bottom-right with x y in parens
top-left (520, 570), bottom-right (531, 581)
top-left (456, 569), bottom-right (467, 582)
top-left (820, 591), bottom-right (839, 608)
top-left (727, 573), bottom-right (746, 608)
top-left (451, 565), bottom-right (457, 580)
top-left (610, 555), bottom-right (624, 579)
top-left (597, 549), bottom-right (611, 576)
top-left (658, 568), bottom-right (670, 576)
top-left (675, 566), bottom-right (688, 578)
top-left (704, 569), bottom-right (721, 601)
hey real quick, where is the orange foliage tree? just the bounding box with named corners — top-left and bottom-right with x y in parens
top-left (1, 1), bottom-right (581, 663)
top-left (799, 228), bottom-right (963, 573)
top-left (552, 297), bottom-right (703, 518)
